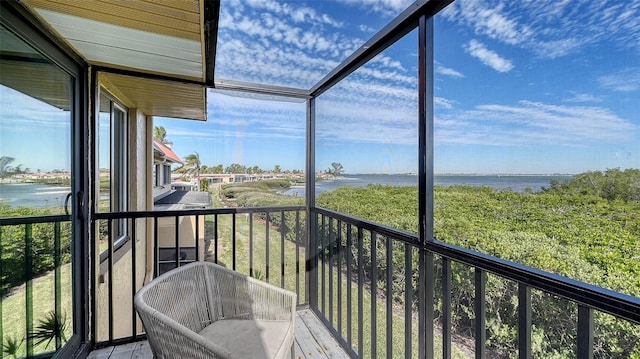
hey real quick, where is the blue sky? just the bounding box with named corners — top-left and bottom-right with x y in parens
top-left (2, 0), bottom-right (639, 175)
top-left (0, 86), bottom-right (71, 173)
top-left (158, 0), bottom-right (640, 175)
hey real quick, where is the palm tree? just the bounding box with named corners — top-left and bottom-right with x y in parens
top-left (328, 162), bottom-right (344, 177)
top-left (2, 335), bottom-right (23, 358)
top-left (153, 126), bottom-right (168, 143)
top-left (0, 156), bottom-right (15, 178)
top-left (183, 152), bottom-right (201, 190)
top-left (212, 164), bottom-right (224, 174)
top-left (29, 311), bottom-right (67, 349)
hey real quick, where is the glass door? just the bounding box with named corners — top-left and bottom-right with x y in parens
top-left (1, 5), bottom-right (85, 358)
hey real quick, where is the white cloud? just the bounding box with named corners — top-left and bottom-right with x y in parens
top-left (463, 40), bottom-right (514, 72)
top-left (436, 100), bottom-right (636, 146)
top-left (218, 2), bottom-right (375, 88)
top-left (435, 97), bottom-right (455, 109)
top-left (563, 93), bottom-right (602, 103)
top-left (435, 63), bottom-right (465, 78)
top-left (442, 0), bottom-right (640, 58)
top-left (337, 0), bottom-right (413, 16)
top-left (0, 86), bottom-right (70, 129)
top-left (534, 37), bottom-right (586, 59)
top-left (442, 0), bottom-right (533, 45)
top-left (242, 0), bottom-right (344, 28)
top-left (216, 0), bottom-right (422, 96)
top-left (359, 24), bottom-right (376, 33)
top-left (598, 68), bottom-right (640, 92)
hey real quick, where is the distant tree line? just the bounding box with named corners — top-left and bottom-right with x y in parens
top-left (545, 168), bottom-right (640, 202)
top-left (173, 161), bottom-right (303, 175)
top-left (0, 155), bottom-right (67, 179)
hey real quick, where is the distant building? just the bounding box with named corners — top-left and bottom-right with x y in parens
top-left (152, 140), bottom-right (211, 273)
top-left (152, 140), bottom-right (182, 202)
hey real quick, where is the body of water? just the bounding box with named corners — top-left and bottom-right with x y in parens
top-left (0, 183), bottom-right (71, 209)
top-left (282, 174), bottom-right (573, 197)
top-left (1, 175), bottom-right (573, 208)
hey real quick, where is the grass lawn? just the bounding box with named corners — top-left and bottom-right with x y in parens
top-left (205, 209), bottom-right (308, 303)
top-left (209, 187), bottom-right (468, 358)
top-left (1, 263), bottom-right (73, 358)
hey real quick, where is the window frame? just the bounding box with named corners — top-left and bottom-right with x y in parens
top-left (163, 164), bottom-right (171, 185)
top-left (0, 2), bottom-right (89, 355)
top-left (154, 163), bottom-right (160, 187)
top-left (98, 90), bottom-right (129, 260)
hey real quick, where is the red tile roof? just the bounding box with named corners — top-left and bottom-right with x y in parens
top-left (153, 140), bottom-right (182, 164)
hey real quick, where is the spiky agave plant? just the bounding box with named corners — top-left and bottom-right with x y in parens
top-left (253, 268), bottom-right (265, 281)
top-left (29, 311), bottom-right (67, 349)
top-left (2, 335), bottom-right (24, 358)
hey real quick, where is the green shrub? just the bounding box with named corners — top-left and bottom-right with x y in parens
top-left (0, 205), bottom-right (72, 296)
top-left (224, 173), bottom-right (640, 358)
top-left (316, 183), bottom-right (640, 358)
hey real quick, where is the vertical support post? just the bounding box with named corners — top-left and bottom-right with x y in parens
top-left (90, 67), bottom-right (99, 346)
top-left (418, 12), bottom-right (436, 359)
top-left (280, 211), bottom-right (285, 289)
top-left (232, 213), bottom-right (237, 271)
top-left (131, 219), bottom-right (137, 339)
top-left (443, 257), bottom-right (452, 359)
top-left (214, 214), bottom-right (218, 264)
top-left (328, 217), bottom-right (334, 325)
top-left (306, 97), bottom-right (317, 309)
top-left (321, 215), bottom-right (326, 314)
top-left (249, 213), bottom-right (254, 277)
top-left (54, 221), bottom-right (62, 349)
top-left (295, 210), bottom-right (301, 304)
top-left (195, 215), bottom-right (200, 261)
top-left (386, 236), bottom-right (393, 358)
top-left (337, 220), bottom-right (342, 335)
top-left (346, 224), bottom-right (353, 347)
top-left (518, 284), bottom-right (531, 359)
top-left (154, 217), bottom-right (159, 277)
top-left (357, 227), bottom-right (364, 358)
top-left (107, 220), bottom-right (114, 344)
top-left (25, 224), bottom-right (34, 357)
top-left (371, 231), bottom-right (378, 359)
top-left (174, 216), bottom-right (180, 270)
top-left (0, 227), bottom-right (3, 349)
top-left (577, 306), bottom-right (594, 359)
top-left (404, 244), bottom-right (413, 359)
top-left (475, 269), bottom-right (486, 359)
top-left (266, 212), bottom-right (270, 283)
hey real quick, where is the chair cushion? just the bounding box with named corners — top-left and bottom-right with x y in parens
top-left (198, 319), bottom-right (290, 358)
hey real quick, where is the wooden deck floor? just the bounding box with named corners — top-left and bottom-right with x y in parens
top-left (87, 309), bottom-right (350, 359)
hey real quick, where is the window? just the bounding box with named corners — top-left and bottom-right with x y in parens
top-left (0, 22), bottom-right (75, 357)
top-left (98, 91), bottom-right (128, 250)
top-left (154, 164), bottom-right (161, 187)
top-left (163, 165), bottom-right (171, 185)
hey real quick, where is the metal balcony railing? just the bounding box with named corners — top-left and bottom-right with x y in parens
top-left (312, 207), bottom-right (422, 358)
top-left (0, 214), bottom-right (72, 359)
top-left (311, 207), bottom-right (640, 358)
top-left (92, 206), bottom-right (307, 348)
top-left (3, 206), bottom-right (639, 358)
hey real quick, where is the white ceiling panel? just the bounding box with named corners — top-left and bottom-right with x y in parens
top-left (34, 8), bottom-right (203, 80)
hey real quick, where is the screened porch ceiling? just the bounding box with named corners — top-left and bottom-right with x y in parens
top-left (18, 0), bottom-right (422, 121)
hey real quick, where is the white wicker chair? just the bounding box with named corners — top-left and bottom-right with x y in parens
top-left (134, 261), bottom-right (296, 359)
